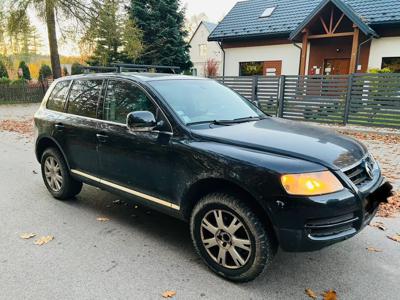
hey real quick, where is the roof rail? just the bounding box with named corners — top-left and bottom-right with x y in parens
top-left (111, 63), bottom-right (180, 74)
top-left (82, 66), bottom-right (118, 73)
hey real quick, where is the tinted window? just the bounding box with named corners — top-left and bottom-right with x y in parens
top-left (103, 80), bottom-right (156, 124)
top-left (46, 80), bottom-right (71, 112)
top-left (67, 79), bottom-right (103, 118)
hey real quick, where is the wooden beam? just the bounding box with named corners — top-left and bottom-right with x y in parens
top-left (320, 16), bottom-right (329, 34)
top-left (299, 30), bottom-right (309, 75)
top-left (329, 7), bottom-right (334, 33)
top-left (308, 32), bottom-right (354, 39)
top-left (332, 13), bottom-right (345, 33)
top-left (349, 26), bottom-right (360, 73)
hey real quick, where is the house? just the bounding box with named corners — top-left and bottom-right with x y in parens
top-left (208, 0), bottom-right (400, 76)
top-left (189, 21), bottom-right (223, 76)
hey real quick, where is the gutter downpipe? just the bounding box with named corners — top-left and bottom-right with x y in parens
top-left (293, 42), bottom-right (302, 75)
top-left (356, 36), bottom-right (374, 73)
top-left (218, 41), bottom-right (226, 81)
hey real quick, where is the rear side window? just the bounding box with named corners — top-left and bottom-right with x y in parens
top-left (103, 80), bottom-right (156, 124)
top-left (67, 79), bottom-right (103, 118)
top-left (46, 80), bottom-right (71, 112)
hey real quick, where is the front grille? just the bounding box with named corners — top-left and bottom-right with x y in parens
top-left (305, 213), bottom-right (359, 238)
top-left (343, 155), bottom-right (374, 187)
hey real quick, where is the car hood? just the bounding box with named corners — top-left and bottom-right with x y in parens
top-left (191, 118), bottom-right (367, 170)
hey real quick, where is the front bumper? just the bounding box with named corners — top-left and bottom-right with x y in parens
top-left (272, 176), bottom-right (393, 252)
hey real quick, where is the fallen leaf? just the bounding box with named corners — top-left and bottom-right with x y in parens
top-left (96, 217), bottom-right (110, 222)
top-left (32, 170), bottom-right (38, 174)
top-left (370, 222), bottom-right (387, 231)
top-left (387, 234), bottom-right (400, 243)
top-left (322, 290), bottom-right (337, 300)
top-left (366, 247), bottom-right (382, 252)
top-left (34, 235), bottom-right (54, 246)
top-left (162, 290), bottom-right (176, 298)
top-left (305, 288), bottom-right (317, 299)
top-left (20, 233), bottom-right (36, 240)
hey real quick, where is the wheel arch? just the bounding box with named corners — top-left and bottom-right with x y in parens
top-left (35, 136), bottom-right (70, 170)
top-left (180, 177), bottom-right (278, 244)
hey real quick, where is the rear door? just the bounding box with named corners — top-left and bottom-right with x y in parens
top-left (58, 78), bottom-right (104, 176)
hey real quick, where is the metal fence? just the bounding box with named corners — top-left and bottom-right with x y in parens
top-left (0, 83), bottom-right (48, 104)
top-left (214, 73), bottom-right (400, 128)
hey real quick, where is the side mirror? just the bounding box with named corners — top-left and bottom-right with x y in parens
top-left (127, 111), bottom-right (156, 131)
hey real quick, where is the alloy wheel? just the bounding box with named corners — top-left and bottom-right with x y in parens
top-left (200, 209), bottom-right (252, 269)
top-left (44, 156), bottom-right (63, 192)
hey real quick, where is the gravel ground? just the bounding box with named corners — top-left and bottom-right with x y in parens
top-left (0, 103), bottom-right (399, 299)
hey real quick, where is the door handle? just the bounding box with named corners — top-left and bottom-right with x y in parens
top-left (96, 133), bottom-right (109, 143)
top-left (54, 123), bottom-right (64, 131)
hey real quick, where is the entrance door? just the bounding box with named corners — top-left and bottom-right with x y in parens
top-left (324, 58), bottom-right (350, 75)
top-left (263, 61), bottom-right (282, 76)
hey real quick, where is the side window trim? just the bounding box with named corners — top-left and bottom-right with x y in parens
top-left (62, 80), bottom-right (74, 112)
top-left (102, 78), bottom-right (173, 134)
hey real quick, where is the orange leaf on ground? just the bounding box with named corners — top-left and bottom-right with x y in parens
top-left (96, 217), bottom-right (110, 222)
top-left (387, 234), bottom-right (400, 243)
top-left (366, 247), bottom-right (382, 252)
top-left (162, 290), bottom-right (176, 298)
top-left (305, 288), bottom-right (317, 299)
top-left (20, 233), bottom-right (36, 239)
top-left (370, 222), bottom-right (387, 231)
top-left (322, 289), bottom-right (337, 300)
top-left (34, 235), bottom-right (54, 246)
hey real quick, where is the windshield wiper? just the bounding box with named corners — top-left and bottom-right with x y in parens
top-left (187, 116), bottom-right (264, 126)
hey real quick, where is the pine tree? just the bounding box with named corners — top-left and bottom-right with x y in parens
top-left (18, 61), bottom-right (31, 80)
top-left (84, 0), bottom-right (143, 66)
top-left (38, 64), bottom-right (52, 82)
top-left (129, 0), bottom-right (192, 71)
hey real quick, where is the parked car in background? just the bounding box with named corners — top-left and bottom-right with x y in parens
top-left (34, 72), bottom-right (393, 282)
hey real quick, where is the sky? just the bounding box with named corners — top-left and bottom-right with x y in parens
top-left (31, 0), bottom-right (242, 56)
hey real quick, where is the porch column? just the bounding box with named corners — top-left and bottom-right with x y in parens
top-left (299, 29), bottom-right (309, 75)
top-left (349, 26), bottom-right (360, 74)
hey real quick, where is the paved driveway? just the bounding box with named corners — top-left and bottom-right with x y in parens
top-left (0, 104), bottom-right (399, 299)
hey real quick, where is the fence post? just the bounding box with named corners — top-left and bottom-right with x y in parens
top-left (277, 75), bottom-right (286, 117)
top-left (343, 74), bottom-right (353, 125)
top-left (251, 75), bottom-right (259, 107)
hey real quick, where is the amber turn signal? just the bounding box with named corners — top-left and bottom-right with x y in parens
top-left (281, 171), bottom-right (343, 196)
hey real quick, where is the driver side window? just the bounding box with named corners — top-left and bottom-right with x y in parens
top-left (103, 80), bottom-right (156, 124)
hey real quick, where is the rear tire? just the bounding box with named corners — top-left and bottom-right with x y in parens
top-left (41, 148), bottom-right (82, 200)
top-left (190, 193), bottom-right (275, 282)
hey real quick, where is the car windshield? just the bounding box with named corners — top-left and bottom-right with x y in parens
top-left (149, 79), bottom-right (266, 125)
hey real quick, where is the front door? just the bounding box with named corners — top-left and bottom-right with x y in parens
top-left (324, 58), bottom-right (350, 75)
top-left (97, 79), bottom-right (174, 203)
top-left (263, 61), bottom-right (282, 76)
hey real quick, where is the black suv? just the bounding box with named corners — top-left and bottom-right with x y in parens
top-left (34, 72), bottom-right (392, 282)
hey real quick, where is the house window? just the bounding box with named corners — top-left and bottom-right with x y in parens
top-left (199, 44), bottom-right (207, 57)
top-left (239, 62), bottom-right (263, 76)
top-left (381, 57), bottom-right (400, 73)
top-left (260, 6), bottom-right (276, 18)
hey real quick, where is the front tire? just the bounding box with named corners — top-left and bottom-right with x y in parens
top-left (190, 193), bottom-right (275, 282)
top-left (41, 148), bottom-right (82, 200)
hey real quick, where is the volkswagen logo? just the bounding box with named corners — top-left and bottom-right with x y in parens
top-left (364, 160), bottom-right (373, 179)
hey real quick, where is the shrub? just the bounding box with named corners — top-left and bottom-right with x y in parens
top-left (38, 64), bottom-right (52, 82)
top-left (18, 61), bottom-right (31, 80)
top-left (62, 66), bottom-right (69, 76)
top-left (0, 77), bottom-right (11, 85)
top-left (10, 78), bottom-right (27, 85)
top-left (0, 60), bottom-right (9, 78)
top-left (204, 58), bottom-right (219, 77)
top-left (368, 68), bottom-right (392, 74)
top-left (71, 63), bottom-right (84, 75)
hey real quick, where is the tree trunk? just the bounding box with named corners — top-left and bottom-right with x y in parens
top-left (45, 0), bottom-right (61, 79)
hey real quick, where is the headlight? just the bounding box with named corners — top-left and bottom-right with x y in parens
top-left (281, 171), bottom-right (343, 196)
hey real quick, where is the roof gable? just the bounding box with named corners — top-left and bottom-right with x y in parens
top-left (189, 21), bottom-right (218, 44)
top-left (289, 0), bottom-right (377, 40)
top-left (209, 0), bottom-right (400, 41)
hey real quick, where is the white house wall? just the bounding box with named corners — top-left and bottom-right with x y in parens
top-left (368, 37), bottom-right (400, 70)
top-left (224, 44), bottom-right (302, 76)
top-left (189, 23), bottom-right (223, 76)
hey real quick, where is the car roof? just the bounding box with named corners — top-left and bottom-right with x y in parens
top-left (58, 72), bottom-right (208, 83)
